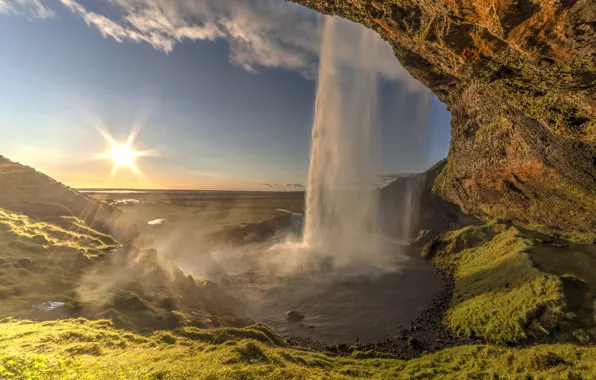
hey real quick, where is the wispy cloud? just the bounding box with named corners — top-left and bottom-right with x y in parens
top-left (1, 0), bottom-right (55, 19)
top-left (5, 0), bottom-right (425, 91)
top-left (0, 1), bottom-right (9, 13)
top-left (260, 182), bottom-right (304, 189)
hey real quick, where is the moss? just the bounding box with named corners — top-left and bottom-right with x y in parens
top-left (0, 207), bottom-right (249, 333)
top-left (424, 224), bottom-right (566, 343)
top-left (432, 154), bottom-right (456, 197)
top-left (0, 208), bottom-right (120, 255)
top-left (2, 318), bottom-right (596, 379)
top-left (517, 222), bottom-right (596, 244)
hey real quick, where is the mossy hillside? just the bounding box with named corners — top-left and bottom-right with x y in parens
top-left (424, 223), bottom-right (568, 343)
top-left (0, 207), bottom-right (119, 317)
top-left (0, 208), bottom-right (246, 332)
top-left (529, 240), bottom-right (596, 343)
top-left (0, 208), bottom-right (119, 255)
top-left (0, 155), bottom-right (139, 243)
top-left (2, 318), bottom-right (596, 379)
top-left (518, 222), bottom-right (596, 245)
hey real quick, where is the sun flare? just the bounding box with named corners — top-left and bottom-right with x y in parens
top-left (109, 143), bottom-right (139, 168)
top-left (91, 122), bottom-right (156, 179)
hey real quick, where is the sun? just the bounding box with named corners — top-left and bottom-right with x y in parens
top-left (108, 143), bottom-right (139, 168)
top-left (92, 126), bottom-right (156, 179)
top-left (84, 101), bottom-right (158, 180)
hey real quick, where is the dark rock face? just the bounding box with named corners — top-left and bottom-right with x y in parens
top-left (380, 161), bottom-right (481, 241)
top-left (290, 0), bottom-right (596, 232)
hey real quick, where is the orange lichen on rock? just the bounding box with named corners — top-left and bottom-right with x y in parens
top-left (372, 18), bottom-right (400, 38)
top-left (461, 28), bottom-right (508, 62)
top-left (480, 160), bottom-right (546, 191)
top-left (507, 5), bottom-right (572, 60)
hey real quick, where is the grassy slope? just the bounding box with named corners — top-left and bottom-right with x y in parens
top-left (1, 318), bottom-right (596, 379)
top-left (0, 156), bottom-right (123, 237)
top-left (0, 208), bottom-right (119, 255)
top-left (0, 208), bottom-right (120, 317)
top-left (423, 222), bottom-right (596, 344)
top-left (0, 207), bottom-right (246, 332)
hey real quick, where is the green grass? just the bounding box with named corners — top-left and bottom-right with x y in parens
top-left (517, 221), bottom-right (596, 244)
top-left (0, 207), bottom-right (119, 318)
top-left (448, 227), bottom-right (565, 343)
top-left (2, 318), bottom-right (596, 379)
top-left (0, 207), bottom-right (247, 332)
top-left (529, 241), bottom-right (596, 341)
top-left (424, 223), bottom-right (568, 343)
top-left (0, 208), bottom-right (119, 255)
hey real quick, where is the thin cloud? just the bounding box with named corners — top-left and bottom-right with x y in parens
top-left (0, 1), bottom-right (10, 13)
top-left (3, 0), bottom-right (424, 91)
top-left (1, 0), bottom-right (55, 19)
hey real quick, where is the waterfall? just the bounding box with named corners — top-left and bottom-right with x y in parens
top-left (303, 16), bottom-right (384, 268)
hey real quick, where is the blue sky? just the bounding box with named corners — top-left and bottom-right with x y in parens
top-left (0, 0), bottom-right (451, 190)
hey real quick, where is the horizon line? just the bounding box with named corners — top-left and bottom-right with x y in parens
top-left (76, 187), bottom-right (306, 192)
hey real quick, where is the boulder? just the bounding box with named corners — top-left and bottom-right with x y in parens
top-left (285, 310), bottom-right (305, 323)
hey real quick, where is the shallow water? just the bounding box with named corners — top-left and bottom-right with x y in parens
top-left (201, 236), bottom-right (443, 344)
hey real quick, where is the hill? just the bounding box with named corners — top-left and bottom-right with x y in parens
top-left (0, 156), bottom-right (135, 242)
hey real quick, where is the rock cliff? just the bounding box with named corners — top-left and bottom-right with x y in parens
top-left (290, 0), bottom-right (596, 232)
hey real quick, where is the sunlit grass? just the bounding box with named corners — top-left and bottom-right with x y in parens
top-left (424, 223), bottom-right (568, 343)
top-left (1, 318), bottom-right (596, 379)
top-left (448, 227), bottom-right (565, 343)
top-left (0, 208), bottom-right (119, 255)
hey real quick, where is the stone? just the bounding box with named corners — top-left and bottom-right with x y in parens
top-left (285, 310), bottom-right (305, 323)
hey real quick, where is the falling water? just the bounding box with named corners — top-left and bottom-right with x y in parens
top-left (303, 17), bottom-right (385, 268)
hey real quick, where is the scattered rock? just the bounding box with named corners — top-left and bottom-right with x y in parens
top-left (285, 310), bottom-right (305, 323)
top-left (552, 243), bottom-right (570, 248)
